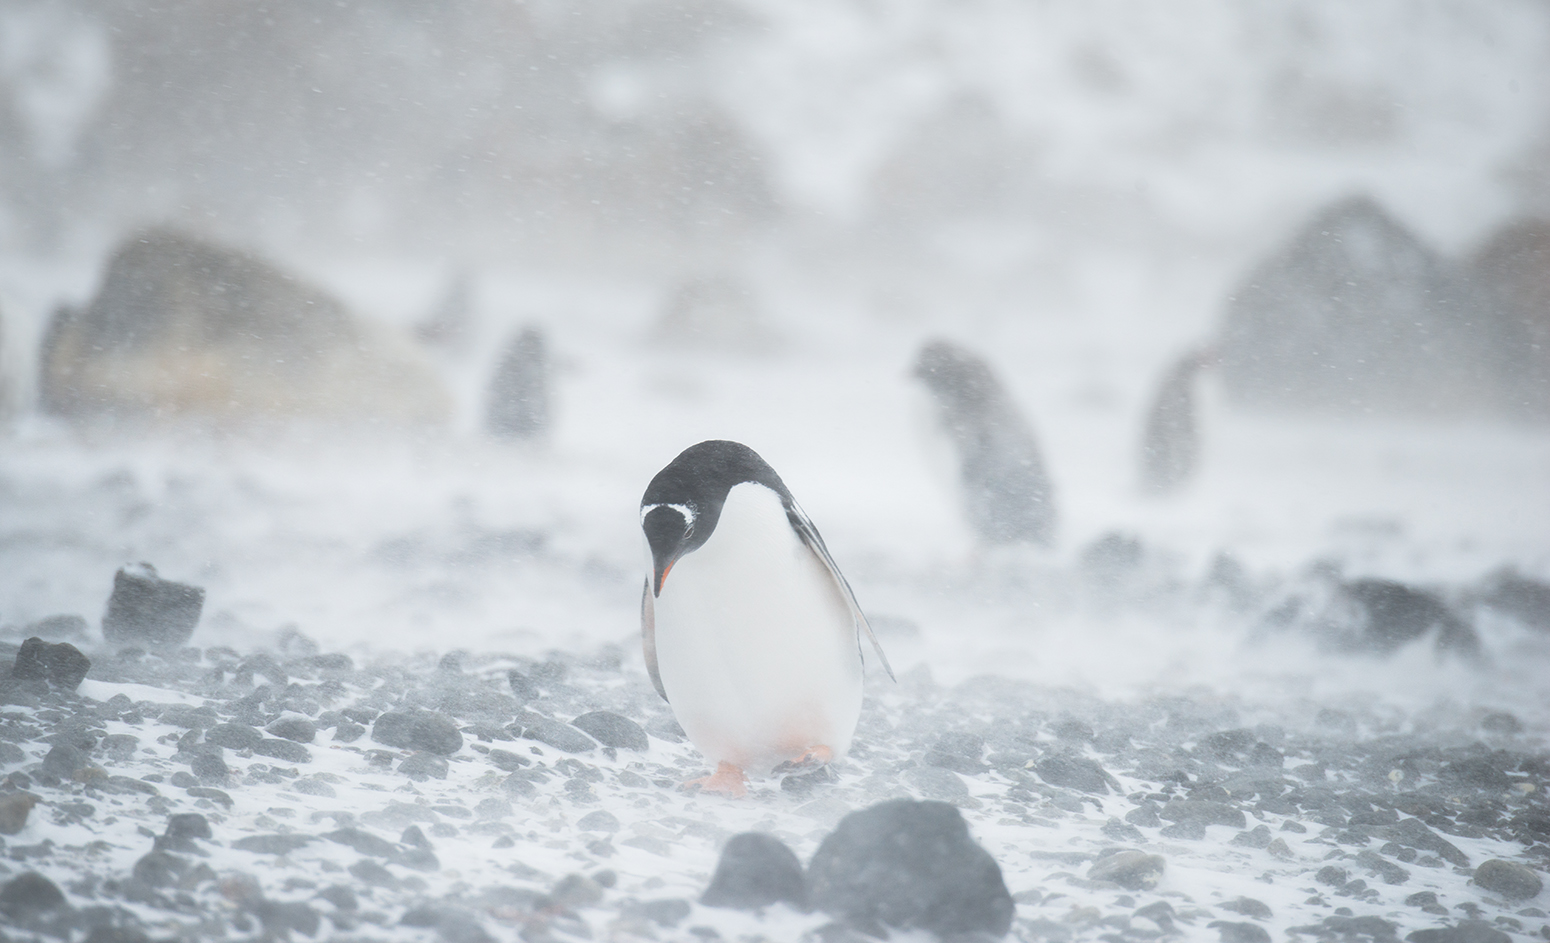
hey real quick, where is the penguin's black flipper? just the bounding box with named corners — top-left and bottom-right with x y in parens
top-left (641, 577), bottom-right (668, 701)
top-left (785, 501), bottom-right (896, 682)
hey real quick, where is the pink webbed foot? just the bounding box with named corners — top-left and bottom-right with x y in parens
top-left (683, 761), bottom-right (748, 798)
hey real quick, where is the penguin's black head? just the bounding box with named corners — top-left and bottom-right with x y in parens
top-left (641, 440), bottom-right (792, 596)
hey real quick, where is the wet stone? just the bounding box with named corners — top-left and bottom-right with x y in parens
top-left (1088, 850), bottom-right (1167, 891)
top-left (808, 799), bottom-right (1013, 938)
top-left (1473, 859), bottom-right (1542, 900)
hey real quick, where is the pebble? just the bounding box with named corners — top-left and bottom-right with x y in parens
top-left (520, 717), bottom-right (598, 754)
top-left (807, 799), bottom-right (1013, 938)
top-left (700, 832), bottom-right (807, 911)
top-left (570, 711), bottom-right (648, 751)
top-left (372, 711), bottom-right (464, 755)
top-left (1473, 859), bottom-right (1543, 900)
top-left (1088, 850), bottom-right (1166, 891)
top-left (266, 718), bottom-right (316, 743)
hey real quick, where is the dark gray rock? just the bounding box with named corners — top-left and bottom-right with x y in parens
top-left (266, 718), bottom-right (316, 743)
top-left (233, 834), bottom-right (313, 855)
top-left (507, 670), bottom-right (539, 703)
top-left (253, 899), bottom-right (320, 937)
top-left (190, 752), bottom-right (228, 783)
top-left (251, 738), bottom-right (310, 763)
top-left (326, 828), bottom-right (398, 859)
top-left (1406, 921), bottom-right (1511, 943)
top-left (486, 749), bottom-right (529, 771)
top-left (1292, 916), bottom-right (1399, 940)
top-left (1160, 799), bottom-right (1245, 829)
top-left (646, 715), bottom-right (686, 742)
top-left (1356, 849), bottom-right (1411, 885)
top-left (1220, 898), bottom-right (1272, 919)
top-left (101, 563), bottom-right (205, 649)
top-left (807, 799), bottom-right (1013, 938)
top-left (486, 327), bottom-right (549, 438)
top-left (42, 742), bottom-right (89, 778)
top-left (132, 850), bottom-right (186, 887)
top-left (10, 637), bottom-right (91, 691)
top-left (903, 765), bottom-right (968, 800)
top-left (372, 711), bottom-right (463, 755)
top-left (400, 753), bottom-right (449, 780)
top-left (700, 833), bottom-right (806, 911)
top-left (520, 717), bottom-right (597, 754)
top-left (624, 898), bottom-right (691, 928)
top-left (548, 873), bottom-right (604, 909)
top-left (160, 813), bottom-right (211, 852)
top-left (1338, 579), bottom-right (1479, 657)
top-left (570, 712), bottom-right (648, 751)
top-left (1316, 866), bottom-right (1349, 887)
top-left (1231, 825), bottom-right (1272, 849)
top-left (1088, 850), bottom-right (1166, 891)
top-left (0, 872), bottom-right (67, 917)
top-left (912, 339), bottom-right (1055, 545)
top-left (1473, 859), bottom-right (1542, 900)
top-left (1035, 754), bottom-right (1111, 794)
top-left (1377, 817), bottom-right (1470, 867)
top-left (578, 810), bottom-right (621, 833)
top-left (317, 885), bottom-right (358, 910)
top-left (205, 723), bottom-right (263, 751)
top-left (333, 722), bottom-right (365, 743)
top-left (1209, 920), bottom-right (1271, 943)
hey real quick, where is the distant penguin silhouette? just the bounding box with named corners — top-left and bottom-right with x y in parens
top-left (486, 327), bottom-right (549, 439)
top-left (1140, 349), bottom-right (1212, 495)
top-left (912, 340), bottom-right (1055, 545)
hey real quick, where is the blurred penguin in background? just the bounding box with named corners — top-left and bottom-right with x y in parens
top-left (486, 327), bottom-right (549, 439)
top-left (1139, 348), bottom-right (1212, 496)
top-left (912, 339), bottom-right (1055, 545)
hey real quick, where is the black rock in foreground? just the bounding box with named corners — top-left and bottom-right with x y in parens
top-left (807, 799), bottom-right (1013, 939)
top-left (701, 833), bottom-right (807, 911)
top-left (10, 637), bottom-right (91, 691)
top-left (101, 563), bottom-right (204, 649)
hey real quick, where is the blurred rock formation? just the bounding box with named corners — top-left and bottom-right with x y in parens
top-left (912, 339), bottom-right (1055, 545)
top-left (1262, 572), bottom-right (1479, 658)
top-left (1465, 219), bottom-right (1550, 419)
top-left (416, 271), bottom-right (475, 350)
top-left (1140, 348), bottom-right (1212, 495)
top-left (1218, 196), bottom-right (1522, 420)
top-left (652, 274), bottom-right (775, 352)
top-left (40, 227), bottom-right (448, 428)
top-left (485, 327), bottom-right (549, 439)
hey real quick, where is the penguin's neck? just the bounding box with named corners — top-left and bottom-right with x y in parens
top-left (679, 482), bottom-right (795, 587)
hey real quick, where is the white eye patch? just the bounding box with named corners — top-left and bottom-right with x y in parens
top-left (640, 503), bottom-right (696, 527)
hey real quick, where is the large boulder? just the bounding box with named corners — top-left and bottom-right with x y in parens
top-left (1218, 197), bottom-right (1501, 419)
top-left (41, 227), bottom-right (448, 428)
top-left (807, 798), bottom-right (1014, 939)
top-left (101, 563), bottom-right (204, 650)
top-left (913, 339), bottom-right (1055, 544)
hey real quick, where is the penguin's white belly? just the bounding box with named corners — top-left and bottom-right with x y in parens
top-left (652, 483), bottom-right (862, 775)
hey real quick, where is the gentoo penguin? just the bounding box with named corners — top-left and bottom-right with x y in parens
top-left (912, 340), bottom-right (1055, 545)
top-left (640, 440), bottom-right (892, 796)
top-left (486, 327), bottom-right (549, 439)
top-left (1139, 348), bottom-right (1212, 495)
